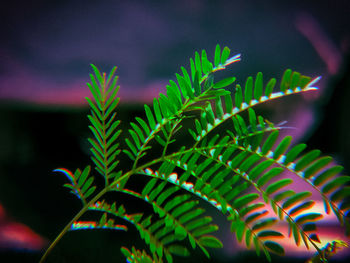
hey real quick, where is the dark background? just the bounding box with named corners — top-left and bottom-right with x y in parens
top-left (0, 0), bottom-right (349, 262)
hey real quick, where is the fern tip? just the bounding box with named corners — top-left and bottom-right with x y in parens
top-left (225, 53), bottom-right (242, 66)
top-left (305, 76), bottom-right (322, 90)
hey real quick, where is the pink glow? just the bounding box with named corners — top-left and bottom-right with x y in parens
top-left (0, 50), bottom-right (166, 106)
top-left (0, 204), bottom-right (47, 251)
top-left (0, 222), bottom-right (46, 251)
top-left (295, 13), bottom-right (342, 75)
top-left (0, 68), bottom-right (167, 106)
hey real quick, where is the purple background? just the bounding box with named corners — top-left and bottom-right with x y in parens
top-left (0, 0), bottom-right (348, 105)
top-left (0, 0), bottom-right (349, 262)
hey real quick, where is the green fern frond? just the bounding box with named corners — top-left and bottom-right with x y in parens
top-left (54, 166), bottom-right (96, 205)
top-left (189, 73), bottom-right (320, 150)
top-left (123, 47), bottom-right (241, 169)
top-left (87, 65), bottom-right (122, 186)
top-left (139, 165), bottom-right (283, 260)
top-left (108, 179), bottom-right (223, 259)
top-left (42, 45), bottom-right (350, 263)
top-left (88, 198), bottom-right (218, 263)
top-left (173, 68), bottom-right (349, 236)
top-left (155, 131), bottom-right (329, 255)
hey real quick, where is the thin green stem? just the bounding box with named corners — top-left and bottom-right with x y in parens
top-left (131, 100), bottom-right (190, 171)
top-left (161, 118), bottom-right (182, 157)
top-left (100, 73), bottom-right (111, 187)
top-left (39, 187), bottom-right (108, 263)
top-left (101, 91), bottom-right (109, 186)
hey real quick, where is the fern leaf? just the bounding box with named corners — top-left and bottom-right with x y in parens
top-left (265, 78), bottom-right (276, 97)
top-left (201, 49), bottom-right (212, 74)
top-left (85, 66), bottom-right (122, 185)
top-left (244, 76), bottom-right (253, 104)
top-left (295, 213), bottom-right (323, 225)
top-left (221, 46), bottom-right (230, 64)
top-left (233, 193), bottom-right (260, 210)
top-left (289, 201), bottom-right (316, 216)
top-left (294, 150), bottom-right (321, 171)
top-left (264, 241), bottom-right (285, 256)
top-left (283, 143), bottom-right (307, 165)
top-left (261, 131), bottom-right (279, 155)
top-left (280, 69), bottom-right (292, 92)
top-left (199, 235), bottom-right (223, 248)
top-left (254, 72), bottom-right (263, 101)
top-left (213, 77), bottom-right (236, 89)
top-left (265, 179), bottom-right (293, 196)
top-left (282, 192), bottom-right (312, 210)
top-left (322, 176), bottom-right (350, 194)
top-left (257, 167), bottom-right (284, 188)
top-left (144, 104), bottom-right (156, 130)
top-left (214, 44), bottom-right (221, 67)
top-left (194, 51), bottom-right (202, 77)
top-left (235, 84), bottom-right (243, 108)
top-left (273, 136), bottom-right (292, 160)
top-left (54, 167), bottom-right (96, 205)
top-left (166, 85), bottom-right (182, 110)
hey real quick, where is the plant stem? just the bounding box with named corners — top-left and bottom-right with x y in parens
top-left (39, 188), bottom-right (108, 263)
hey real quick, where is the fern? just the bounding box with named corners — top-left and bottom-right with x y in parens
top-left (40, 45), bottom-right (350, 263)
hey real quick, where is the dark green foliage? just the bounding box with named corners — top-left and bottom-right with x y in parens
top-left (43, 45), bottom-right (350, 263)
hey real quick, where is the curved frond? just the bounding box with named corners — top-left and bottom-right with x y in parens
top-left (123, 46), bottom-right (241, 169)
top-left (54, 166), bottom-right (96, 205)
top-left (87, 197), bottom-right (220, 263)
top-left (138, 166), bottom-right (284, 261)
top-left (156, 129), bottom-right (342, 258)
top-left (112, 179), bottom-right (222, 260)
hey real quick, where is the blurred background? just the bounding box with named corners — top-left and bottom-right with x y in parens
top-left (0, 0), bottom-right (349, 262)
